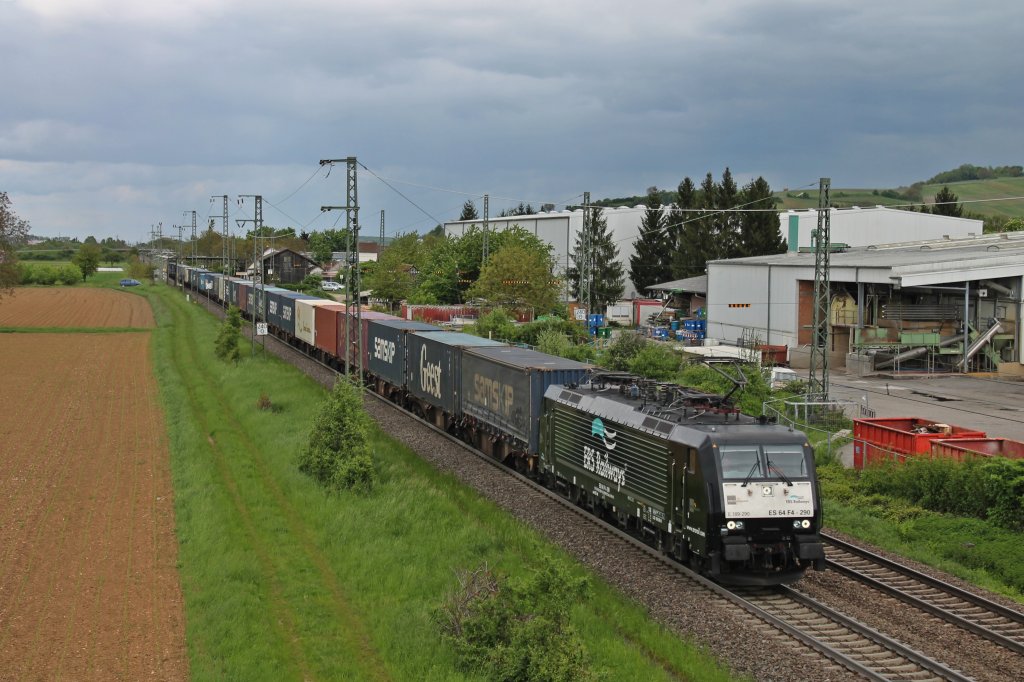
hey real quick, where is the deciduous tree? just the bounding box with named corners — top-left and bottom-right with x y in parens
top-left (0, 191), bottom-right (30, 297)
top-left (72, 242), bottom-right (102, 281)
top-left (468, 243), bottom-right (558, 313)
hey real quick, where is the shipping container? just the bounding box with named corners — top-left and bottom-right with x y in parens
top-left (313, 303), bottom-right (346, 357)
top-left (336, 310), bottom-right (400, 369)
top-left (266, 290), bottom-right (318, 337)
top-left (366, 319), bottom-right (442, 388)
top-left (405, 331), bottom-right (505, 415)
top-left (253, 286), bottom-right (289, 323)
top-left (852, 417), bottom-right (986, 468)
top-left (930, 438), bottom-right (1024, 461)
top-left (461, 346), bottom-right (591, 454)
top-left (238, 282), bottom-right (253, 316)
top-left (295, 298), bottom-right (342, 348)
top-left (215, 273), bottom-right (228, 304)
top-left (228, 279), bottom-right (254, 310)
top-left (197, 271), bottom-right (216, 295)
top-left (633, 298), bottom-right (663, 326)
top-left (605, 303), bottom-right (632, 325)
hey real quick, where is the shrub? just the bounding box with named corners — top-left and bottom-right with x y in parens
top-left (470, 309), bottom-right (517, 342)
top-left (33, 265), bottom-right (58, 285)
top-left (599, 332), bottom-right (647, 371)
top-left (858, 456), bottom-right (1024, 531)
top-left (16, 262), bottom-right (34, 284)
top-left (437, 559), bottom-right (595, 682)
top-left (214, 306), bottom-right (243, 362)
top-left (536, 329), bottom-right (573, 357)
top-left (57, 263), bottom-right (82, 285)
top-left (298, 378), bottom-right (376, 493)
top-left (627, 343), bottom-right (680, 380)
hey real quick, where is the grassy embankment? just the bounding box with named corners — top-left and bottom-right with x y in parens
top-left (774, 177), bottom-right (1024, 219)
top-left (143, 282), bottom-right (738, 681)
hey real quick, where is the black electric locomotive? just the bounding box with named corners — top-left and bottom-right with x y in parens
top-left (540, 371), bottom-right (825, 585)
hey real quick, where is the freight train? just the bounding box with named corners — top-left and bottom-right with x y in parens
top-left (166, 263), bottom-right (826, 585)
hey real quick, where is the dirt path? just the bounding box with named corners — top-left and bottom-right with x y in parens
top-left (0, 333), bottom-right (187, 680)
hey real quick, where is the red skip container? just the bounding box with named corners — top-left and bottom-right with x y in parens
top-left (852, 417), bottom-right (987, 468)
top-left (929, 438), bottom-right (1024, 461)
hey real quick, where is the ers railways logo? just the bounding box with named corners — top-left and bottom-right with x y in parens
top-left (583, 418), bottom-right (627, 490)
top-left (590, 417), bottom-right (617, 450)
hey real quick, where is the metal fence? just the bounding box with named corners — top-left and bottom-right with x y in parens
top-left (762, 397), bottom-right (874, 461)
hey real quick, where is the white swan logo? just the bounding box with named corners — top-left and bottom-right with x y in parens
top-left (591, 417), bottom-right (617, 450)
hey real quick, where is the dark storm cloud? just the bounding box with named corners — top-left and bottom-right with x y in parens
top-left (0, 0), bottom-right (1020, 240)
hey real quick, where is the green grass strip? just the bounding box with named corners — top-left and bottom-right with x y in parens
top-left (142, 282), bottom-right (739, 681)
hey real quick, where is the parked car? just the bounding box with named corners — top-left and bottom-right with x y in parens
top-left (119, 279), bottom-right (141, 287)
top-left (321, 281), bottom-right (343, 291)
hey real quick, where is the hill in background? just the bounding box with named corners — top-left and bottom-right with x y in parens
top-left (595, 165), bottom-right (1024, 224)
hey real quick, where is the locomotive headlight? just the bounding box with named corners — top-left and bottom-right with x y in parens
top-left (726, 521), bottom-right (736, 530)
top-left (802, 519), bottom-right (811, 529)
top-left (793, 520), bottom-right (802, 529)
top-left (735, 521), bottom-right (744, 531)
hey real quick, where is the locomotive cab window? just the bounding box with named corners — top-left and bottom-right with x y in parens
top-left (763, 445), bottom-right (807, 478)
top-left (719, 446), bottom-right (761, 479)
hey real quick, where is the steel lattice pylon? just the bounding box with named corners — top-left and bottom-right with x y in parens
top-left (807, 178), bottom-right (831, 401)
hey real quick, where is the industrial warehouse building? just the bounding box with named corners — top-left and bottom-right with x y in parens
top-left (706, 231), bottom-right (1024, 376)
top-left (445, 204), bottom-right (982, 300)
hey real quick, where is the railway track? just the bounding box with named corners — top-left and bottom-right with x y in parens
top-left (191, 292), bottom-right (1003, 680)
top-left (377, 393), bottom-right (973, 680)
top-left (821, 532), bottom-right (1024, 657)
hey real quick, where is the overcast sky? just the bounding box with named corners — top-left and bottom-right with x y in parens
top-left (1, 0), bottom-right (1020, 243)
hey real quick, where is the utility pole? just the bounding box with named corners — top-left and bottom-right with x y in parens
top-left (482, 193), bottom-right (490, 263)
top-left (189, 210), bottom-right (197, 265)
top-left (379, 209), bottom-right (385, 260)
top-left (183, 210), bottom-right (196, 266)
top-left (808, 178), bottom-right (831, 401)
top-left (579, 191), bottom-right (592, 326)
top-left (239, 194), bottom-right (264, 354)
top-left (176, 224), bottom-right (183, 272)
top-left (320, 157), bottom-right (361, 381)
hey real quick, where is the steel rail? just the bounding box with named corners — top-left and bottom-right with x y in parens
top-left (822, 531), bottom-right (1024, 656)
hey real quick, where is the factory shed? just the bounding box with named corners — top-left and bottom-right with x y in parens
top-left (706, 232), bottom-right (1024, 376)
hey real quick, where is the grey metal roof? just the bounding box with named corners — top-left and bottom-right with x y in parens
top-left (712, 232), bottom-right (1024, 269)
top-left (645, 275), bottom-right (708, 293)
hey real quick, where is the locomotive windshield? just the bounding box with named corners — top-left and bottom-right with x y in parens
top-left (763, 445), bottom-right (808, 478)
top-left (719, 444), bottom-right (808, 481)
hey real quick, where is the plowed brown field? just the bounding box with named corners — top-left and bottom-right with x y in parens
top-left (0, 332), bottom-right (186, 680)
top-left (0, 288), bottom-right (155, 328)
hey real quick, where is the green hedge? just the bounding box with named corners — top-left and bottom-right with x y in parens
top-left (859, 457), bottom-right (1024, 531)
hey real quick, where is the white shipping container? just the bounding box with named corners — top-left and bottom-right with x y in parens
top-left (294, 298), bottom-right (338, 347)
top-left (605, 304), bottom-right (631, 324)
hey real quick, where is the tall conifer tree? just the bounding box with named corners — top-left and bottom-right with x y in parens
top-left (568, 207), bottom-right (624, 311)
top-left (629, 188), bottom-right (671, 292)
